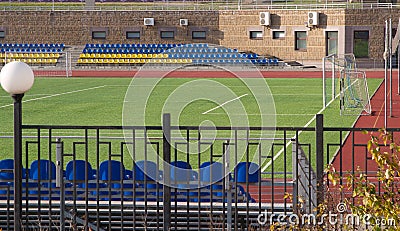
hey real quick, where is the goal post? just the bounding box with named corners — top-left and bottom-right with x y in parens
top-left (322, 54), bottom-right (340, 109)
top-left (323, 53), bottom-right (371, 115)
top-left (2, 51), bottom-right (72, 78)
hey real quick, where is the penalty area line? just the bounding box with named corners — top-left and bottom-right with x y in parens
top-left (202, 94), bottom-right (248, 115)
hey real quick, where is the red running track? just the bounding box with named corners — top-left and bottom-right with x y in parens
top-left (331, 71), bottom-right (400, 173)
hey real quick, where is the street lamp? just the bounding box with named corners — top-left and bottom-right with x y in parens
top-left (0, 61), bottom-right (34, 231)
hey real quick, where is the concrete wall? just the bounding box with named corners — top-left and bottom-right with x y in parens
top-left (0, 9), bottom-right (397, 62)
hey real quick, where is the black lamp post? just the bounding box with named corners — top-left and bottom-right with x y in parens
top-left (0, 61), bottom-right (34, 231)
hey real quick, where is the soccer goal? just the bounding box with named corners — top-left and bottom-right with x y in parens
top-left (323, 54), bottom-right (371, 115)
top-left (2, 51), bottom-right (72, 78)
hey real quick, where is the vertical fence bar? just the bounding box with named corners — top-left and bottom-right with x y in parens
top-left (315, 114), bottom-right (324, 207)
top-left (163, 113), bottom-right (171, 231)
top-left (56, 138), bottom-right (65, 230)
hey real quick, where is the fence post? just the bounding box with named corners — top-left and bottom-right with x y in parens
top-left (315, 114), bottom-right (324, 207)
top-left (163, 113), bottom-right (171, 231)
top-left (55, 138), bottom-right (65, 230)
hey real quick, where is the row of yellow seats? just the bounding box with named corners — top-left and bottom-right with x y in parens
top-left (79, 53), bottom-right (169, 59)
top-left (2, 58), bottom-right (58, 64)
top-left (77, 58), bottom-right (192, 65)
top-left (0, 53), bottom-right (60, 59)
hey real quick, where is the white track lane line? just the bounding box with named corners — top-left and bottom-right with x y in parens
top-left (202, 94), bottom-right (248, 115)
top-left (0, 85), bottom-right (106, 109)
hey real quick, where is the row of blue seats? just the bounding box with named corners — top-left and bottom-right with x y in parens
top-left (0, 159), bottom-right (259, 202)
top-left (168, 53), bottom-right (257, 59)
top-left (191, 58), bottom-right (279, 65)
top-left (0, 43), bottom-right (65, 49)
top-left (82, 47), bottom-right (240, 55)
top-left (1, 48), bottom-right (64, 53)
top-left (85, 43), bottom-right (209, 49)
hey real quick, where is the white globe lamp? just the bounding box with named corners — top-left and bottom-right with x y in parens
top-left (0, 61), bottom-right (34, 95)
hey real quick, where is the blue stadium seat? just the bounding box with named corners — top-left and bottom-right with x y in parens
top-left (65, 160), bottom-right (103, 200)
top-left (29, 160), bottom-right (58, 199)
top-left (99, 160), bottom-right (131, 200)
top-left (234, 162), bottom-right (260, 183)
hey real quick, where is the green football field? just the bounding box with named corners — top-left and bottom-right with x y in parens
top-left (0, 77), bottom-right (383, 171)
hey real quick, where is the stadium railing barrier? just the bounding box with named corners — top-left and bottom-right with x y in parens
top-left (0, 114), bottom-right (399, 229)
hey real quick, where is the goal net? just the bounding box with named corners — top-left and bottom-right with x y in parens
top-left (340, 69), bottom-right (371, 115)
top-left (2, 51), bottom-right (72, 77)
top-left (323, 54), bottom-right (371, 115)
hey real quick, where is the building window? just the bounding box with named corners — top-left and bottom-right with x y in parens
top-left (126, 31), bottom-right (140, 39)
top-left (326, 31), bottom-right (338, 56)
top-left (295, 31), bottom-right (307, 51)
top-left (161, 31), bottom-right (174, 39)
top-left (272, 31), bottom-right (285, 39)
top-left (92, 31), bottom-right (106, 39)
top-left (249, 31), bottom-right (263, 39)
top-left (192, 31), bottom-right (206, 39)
top-left (0, 30), bottom-right (5, 39)
top-left (354, 30), bottom-right (369, 58)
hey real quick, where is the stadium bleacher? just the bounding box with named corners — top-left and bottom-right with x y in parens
top-left (77, 43), bottom-right (280, 67)
top-left (0, 158), bottom-right (258, 203)
top-left (0, 43), bottom-right (65, 66)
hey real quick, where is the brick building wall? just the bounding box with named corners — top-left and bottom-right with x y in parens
top-left (0, 9), bottom-right (398, 62)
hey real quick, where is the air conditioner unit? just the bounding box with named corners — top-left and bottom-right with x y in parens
top-left (259, 12), bottom-right (270, 26)
top-left (307, 12), bottom-right (319, 27)
top-left (180, 19), bottom-right (188, 26)
top-left (144, 18), bottom-right (154, 26)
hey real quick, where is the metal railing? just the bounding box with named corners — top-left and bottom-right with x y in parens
top-left (0, 114), bottom-right (399, 230)
top-left (0, 2), bottom-right (395, 11)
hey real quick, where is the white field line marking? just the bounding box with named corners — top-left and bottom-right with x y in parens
top-left (261, 91), bottom-right (341, 172)
top-left (204, 113), bottom-right (316, 116)
top-left (0, 85), bottom-right (106, 109)
top-left (202, 94), bottom-right (248, 115)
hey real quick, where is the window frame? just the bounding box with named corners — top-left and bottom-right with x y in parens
top-left (126, 31), bottom-right (140, 39)
top-left (92, 31), bottom-right (107, 39)
top-left (272, 31), bottom-right (285, 39)
top-left (192, 31), bottom-right (206, 40)
top-left (353, 30), bottom-right (369, 58)
top-left (249, 30), bottom-right (263, 40)
top-left (295, 31), bottom-right (307, 51)
top-left (160, 31), bottom-right (175, 39)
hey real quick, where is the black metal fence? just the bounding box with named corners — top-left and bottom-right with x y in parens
top-left (0, 114), bottom-right (399, 230)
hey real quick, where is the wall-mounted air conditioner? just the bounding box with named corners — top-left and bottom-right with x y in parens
top-left (307, 12), bottom-right (319, 27)
top-left (259, 12), bottom-right (270, 26)
top-left (180, 19), bottom-right (188, 26)
top-left (144, 18), bottom-right (154, 26)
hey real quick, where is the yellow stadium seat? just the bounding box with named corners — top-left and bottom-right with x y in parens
top-left (132, 54), bottom-right (137, 58)
top-left (126, 54), bottom-right (132, 58)
top-left (95, 53), bottom-right (101, 58)
top-left (121, 54), bottom-right (127, 59)
top-left (79, 53), bottom-right (86, 58)
top-left (116, 54), bottom-right (122, 59)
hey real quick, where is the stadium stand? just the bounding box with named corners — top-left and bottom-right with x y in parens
top-left (0, 158), bottom-right (257, 203)
top-left (0, 43), bottom-right (65, 66)
top-left (77, 43), bottom-right (280, 67)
